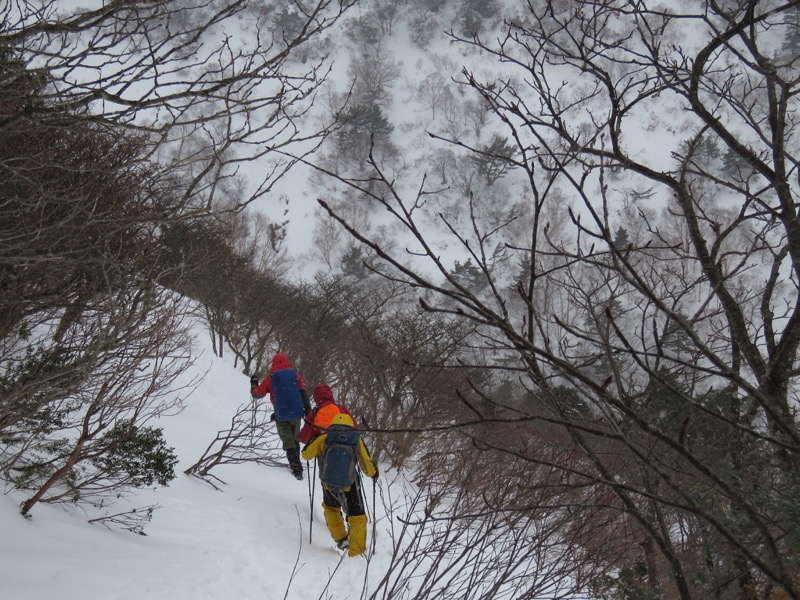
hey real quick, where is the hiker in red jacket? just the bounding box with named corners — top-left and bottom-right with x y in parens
top-left (299, 384), bottom-right (357, 445)
top-left (250, 353), bottom-right (311, 480)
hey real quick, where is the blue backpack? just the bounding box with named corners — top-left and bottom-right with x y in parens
top-left (269, 368), bottom-right (304, 421)
top-left (321, 425), bottom-right (360, 491)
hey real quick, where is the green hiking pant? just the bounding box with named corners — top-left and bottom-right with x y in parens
top-left (275, 419), bottom-right (301, 450)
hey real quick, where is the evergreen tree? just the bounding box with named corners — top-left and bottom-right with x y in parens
top-left (722, 146), bottom-right (755, 180)
top-left (341, 245), bottom-right (371, 280)
top-left (783, 6), bottom-right (800, 59)
top-left (460, 0), bottom-right (497, 35)
top-left (612, 226), bottom-right (630, 251)
top-left (272, 7), bottom-right (305, 42)
top-left (335, 101), bottom-right (395, 170)
top-left (451, 258), bottom-right (486, 292)
top-left (91, 421), bottom-right (178, 489)
top-left (470, 134), bottom-right (518, 185)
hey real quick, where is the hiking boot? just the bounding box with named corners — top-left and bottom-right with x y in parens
top-left (286, 447), bottom-right (303, 479)
top-left (336, 537), bottom-right (349, 551)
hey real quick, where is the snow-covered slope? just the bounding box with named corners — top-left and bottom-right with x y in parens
top-left (0, 322), bottom-right (394, 600)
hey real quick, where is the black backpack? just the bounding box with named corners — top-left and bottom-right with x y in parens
top-left (320, 424), bottom-right (360, 491)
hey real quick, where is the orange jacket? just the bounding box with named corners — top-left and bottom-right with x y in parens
top-left (299, 384), bottom-right (356, 444)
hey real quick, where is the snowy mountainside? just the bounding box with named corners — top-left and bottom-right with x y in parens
top-left (0, 321), bottom-right (397, 600)
top-left (253, 0), bottom-right (534, 278)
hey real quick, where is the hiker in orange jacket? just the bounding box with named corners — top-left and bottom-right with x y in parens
top-left (298, 384), bottom-right (356, 445)
top-left (301, 412), bottom-right (378, 557)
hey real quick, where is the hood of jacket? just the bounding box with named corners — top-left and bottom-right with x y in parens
top-left (270, 353), bottom-right (292, 373)
top-left (312, 384), bottom-right (335, 407)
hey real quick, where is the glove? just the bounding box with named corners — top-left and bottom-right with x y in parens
top-left (250, 376), bottom-right (259, 387)
top-left (270, 413), bottom-right (276, 422)
top-left (372, 467), bottom-right (379, 479)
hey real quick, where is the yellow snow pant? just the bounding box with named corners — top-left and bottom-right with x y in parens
top-left (323, 503), bottom-right (347, 543)
top-left (347, 514), bottom-right (368, 557)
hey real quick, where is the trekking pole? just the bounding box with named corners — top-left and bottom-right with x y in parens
top-left (367, 473), bottom-right (377, 556)
top-left (359, 418), bottom-right (378, 555)
top-left (356, 469), bottom-right (369, 520)
top-left (307, 460), bottom-right (315, 544)
top-left (372, 475), bottom-right (377, 542)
